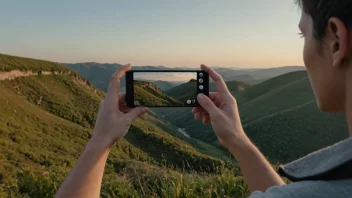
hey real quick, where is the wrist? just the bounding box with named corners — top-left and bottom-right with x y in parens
top-left (89, 135), bottom-right (116, 151)
top-left (223, 131), bottom-right (253, 152)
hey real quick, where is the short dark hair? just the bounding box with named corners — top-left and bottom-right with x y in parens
top-left (296, 0), bottom-right (352, 40)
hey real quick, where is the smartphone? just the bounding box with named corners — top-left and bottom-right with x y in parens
top-left (125, 70), bottom-right (209, 107)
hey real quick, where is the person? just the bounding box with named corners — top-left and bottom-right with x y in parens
top-left (55, 0), bottom-right (352, 197)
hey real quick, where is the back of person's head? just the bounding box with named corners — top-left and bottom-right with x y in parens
top-left (295, 0), bottom-right (352, 113)
top-left (296, 0), bottom-right (352, 40)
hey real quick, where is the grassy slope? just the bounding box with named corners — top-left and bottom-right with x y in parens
top-left (231, 71), bottom-right (347, 163)
top-left (152, 80), bottom-right (176, 91)
top-left (0, 54), bottom-right (70, 72)
top-left (64, 62), bottom-right (122, 91)
top-left (239, 76), bottom-right (315, 124)
top-left (236, 71), bottom-right (308, 104)
top-left (244, 102), bottom-right (348, 163)
top-left (134, 81), bottom-right (183, 106)
top-left (0, 78), bottom-right (152, 178)
top-left (166, 79), bottom-right (197, 102)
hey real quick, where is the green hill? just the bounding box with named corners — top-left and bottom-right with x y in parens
top-left (165, 79), bottom-right (198, 102)
top-left (0, 54), bottom-right (70, 72)
top-left (243, 101), bottom-right (347, 163)
top-left (210, 80), bottom-right (251, 93)
top-left (0, 54), bottom-right (248, 197)
top-left (134, 81), bottom-right (183, 106)
top-left (152, 80), bottom-right (176, 91)
top-left (236, 71), bottom-right (309, 104)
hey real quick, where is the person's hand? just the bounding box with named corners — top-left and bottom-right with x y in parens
top-left (91, 64), bottom-right (148, 149)
top-left (192, 64), bottom-right (249, 149)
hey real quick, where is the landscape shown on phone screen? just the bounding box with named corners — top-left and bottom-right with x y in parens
top-left (133, 72), bottom-right (198, 107)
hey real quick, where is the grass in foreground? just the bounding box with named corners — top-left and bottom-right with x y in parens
top-left (1, 161), bottom-right (250, 198)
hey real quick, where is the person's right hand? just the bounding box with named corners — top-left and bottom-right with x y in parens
top-left (192, 64), bottom-right (250, 149)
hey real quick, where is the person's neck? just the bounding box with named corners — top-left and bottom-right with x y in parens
top-left (346, 66), bottom-right (352, 137)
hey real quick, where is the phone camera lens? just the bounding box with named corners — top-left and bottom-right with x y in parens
top-left (199, 78), bottom-right (204, 83)
top-left (199, 72), bottom-right (203, 77)
top-left (199, 85), bottom-right (204, 90)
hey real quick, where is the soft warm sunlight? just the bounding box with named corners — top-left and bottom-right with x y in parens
top-left (1, 0), bottom-right (303, 68)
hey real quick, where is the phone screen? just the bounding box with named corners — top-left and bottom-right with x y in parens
top-left (126, 71), bottom-right (209, 107)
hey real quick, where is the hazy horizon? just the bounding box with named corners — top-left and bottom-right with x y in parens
top-left (134, 72), bottom-right (197, 82)
top-left (1, 0), bottom-right (304, 68)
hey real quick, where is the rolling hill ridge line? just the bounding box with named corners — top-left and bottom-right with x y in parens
top-left (243, 100), bottom-right (316, 127)
top-left (0, 69), bottom-right (71, 81)
top-left (0, 69), bottom-right (98, 93)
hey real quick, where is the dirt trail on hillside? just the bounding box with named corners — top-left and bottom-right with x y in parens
top-left (0, 70), bottom-right (72, 81)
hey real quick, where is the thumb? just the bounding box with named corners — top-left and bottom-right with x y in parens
top-left (197, 93), bottom-right (219, 117)
top-left (126, 107), bottom-right (148, 122)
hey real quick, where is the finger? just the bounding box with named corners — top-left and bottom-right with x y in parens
top-left (201, 64), bottom-right (228, 93)
top-left (118, 92), bottom-right (126, 103)
top-left (192, 107), bottom-right (204, 114)
top-left (106, 64), bottom-right (131, 107)
top-left (194, 113), bottom-right (201, 120)
top-left (209, 92), bottom-right (218, 100)
top-left (192, 107), bottom-right (197, 113)
top-left (120, 106), bottom-right (133, 113)
top-left (197, 93), bottom-right (220, 117)
top-left (203, 115), bottom-right (210, 125)
top-left (125, 107), bottom-right (148, 122)
top-left (194, 108), bottom-right (207, 116)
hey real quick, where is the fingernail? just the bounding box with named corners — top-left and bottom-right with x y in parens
top-left (197, 93), bottom-right (205, 100)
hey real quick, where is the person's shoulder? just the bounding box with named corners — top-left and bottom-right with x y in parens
top-left (249, 179), bottom-right (352, 198)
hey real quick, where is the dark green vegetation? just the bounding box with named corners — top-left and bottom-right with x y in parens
top-left (134, 81), bottom-right (183, 106)
top-left (0, 54), bottom-right (70, 72)
top-left (166, 79), bottom-right (198, 102)
top-left (0, 54), bottom-right (251, 197)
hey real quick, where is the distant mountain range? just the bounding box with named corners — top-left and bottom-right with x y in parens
top-left (64, 63), bottom-right (305, 91)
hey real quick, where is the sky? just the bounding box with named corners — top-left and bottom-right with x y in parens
top-left (0, 0), bottom-right (304, 68)
top-left (134, 72), bottom-right (196, 82)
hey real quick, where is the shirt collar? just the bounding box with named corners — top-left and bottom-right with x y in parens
top-left (278, 138), bottom-right (352, 182)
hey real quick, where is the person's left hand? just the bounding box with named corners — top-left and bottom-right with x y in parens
top-left (91, 64), bottom-right (148, 149)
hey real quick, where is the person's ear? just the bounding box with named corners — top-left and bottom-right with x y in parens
top-left (326, 17), bottom-right (350, 67)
